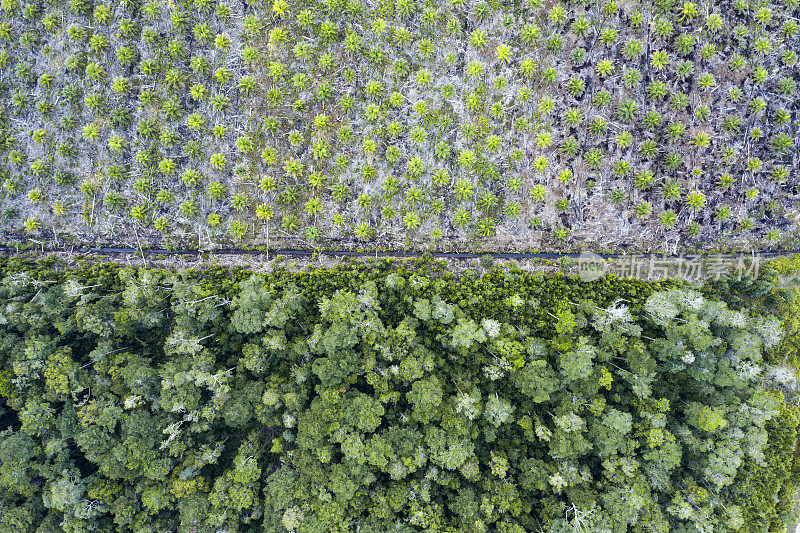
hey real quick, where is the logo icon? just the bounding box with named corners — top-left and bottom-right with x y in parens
top-left (577, 251), bottom-right (607, 282)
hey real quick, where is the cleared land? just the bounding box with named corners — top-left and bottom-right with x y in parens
top-left (0, 0), bottom-right (797, 252)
